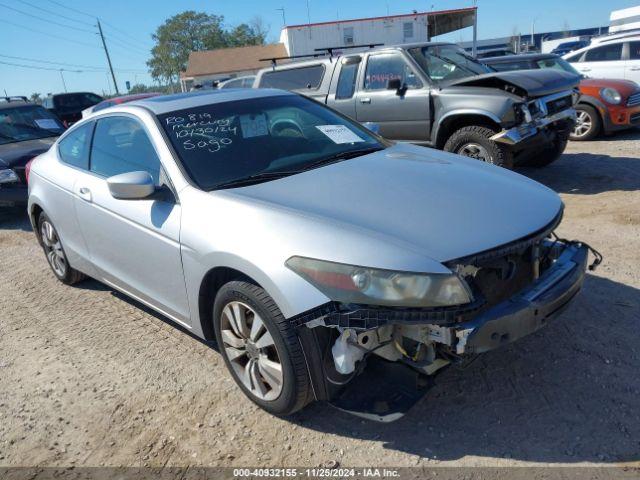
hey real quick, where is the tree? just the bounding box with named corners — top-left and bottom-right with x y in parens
top-left (147, 11), bottom-right (227, 87)
top-left (30, 92), bottom-right (42, 104)
top-left (147, 11), bottom-right (268, 86)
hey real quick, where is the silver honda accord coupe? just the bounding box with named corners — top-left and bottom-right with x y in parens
top-left (27, 89), bottom-right (600, 421)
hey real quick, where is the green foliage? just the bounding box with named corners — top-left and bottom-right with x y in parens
top-left (30, 92), bottom-right (42, 104)
top-left (147, 11), bottom-right (268, 85)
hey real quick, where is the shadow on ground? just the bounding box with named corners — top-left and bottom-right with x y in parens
top-left (0, 207), bottom-right (32, 231)
top-left (289, 274), bottom-right (640, 464)
top-left (518, 152), bottom-right (640, 195)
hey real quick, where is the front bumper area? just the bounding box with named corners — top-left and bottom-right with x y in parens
top-left (491, 108), bottom-right (577, 146)
top-left (453, 242), bottom-right (588, 354)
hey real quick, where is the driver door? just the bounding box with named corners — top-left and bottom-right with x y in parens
top-left (355, 52), bottom-right (430, 142)
top-left (72, 115), bottom-right (190, 324)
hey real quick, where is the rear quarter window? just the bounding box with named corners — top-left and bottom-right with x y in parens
top-left (259, 65), bottom-right (325, 90)
top-left (58, 122), bottom-right (93, 169)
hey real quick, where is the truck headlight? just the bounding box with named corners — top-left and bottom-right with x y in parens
top-left (0, 168), bottom-right (19, 184)
top-left (601, 87), bottom-right (622, 105)
top-left (286, 256), bottom-right (473, 308)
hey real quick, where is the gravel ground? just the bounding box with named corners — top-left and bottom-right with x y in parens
top-left (0, 133), bottom-right (639, 469)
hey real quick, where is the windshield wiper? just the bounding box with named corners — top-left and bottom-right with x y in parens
top-left (298, 146), bottom-right (384, 171)
top-left (211, 146), bottom-right (383, 190)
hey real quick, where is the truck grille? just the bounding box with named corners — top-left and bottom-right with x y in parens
top-left (627, 91), bottom-right (640, 106)
top-left (545, 95), bottom-right (573, 116)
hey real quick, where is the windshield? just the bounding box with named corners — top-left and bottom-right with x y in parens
top-left (535, 57), bottom-right (581, 76)
top-left (158, 95), bottom-right (386, 191)
top-left (0, 105), bottom-right (65, 145)
top-left (408, 45), bottom-right (492, 83)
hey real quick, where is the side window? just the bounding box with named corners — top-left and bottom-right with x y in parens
top-left (629, 41), bottom-right (640, 60)
top-left (584, 44), bottom-right (622, 62)
top-left (564, 51), bottom-right (584, 62)
top-left (364, 53), bottom-right (423, 90)
top-left (335, 59), bottom-right (360, 99)
top-left (90, 116), bottom-right (160, 183)
top-left (58, 122), bottom-right (93, 169)
top-left (403, 22), bottom-right (414, 41)
top-left (259, 65), bottom-right (325, 90)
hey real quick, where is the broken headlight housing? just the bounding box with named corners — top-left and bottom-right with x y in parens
top-left (286, 256), bottom-right (473, 308)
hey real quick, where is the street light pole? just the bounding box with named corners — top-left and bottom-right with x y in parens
top-left (59, 69), bottom-right (67, 92)
top-left (97, 19), bottom-right (119, 95)
top-left (276, 7), bottom-right (286, 26)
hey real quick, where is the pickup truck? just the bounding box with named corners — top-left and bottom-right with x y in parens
top-left (254, 42), bottom-right (580, 168)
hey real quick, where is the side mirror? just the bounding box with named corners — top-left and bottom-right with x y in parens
top-left (362, 122), bottom-right (380, 134)
top-left (386, 78), bottom-right (408, 96)
top-left (107, 171), bottom-right (156, 200)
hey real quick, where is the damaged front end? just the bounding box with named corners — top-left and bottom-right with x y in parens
top-left (291, 217), bottom-right (602, 422)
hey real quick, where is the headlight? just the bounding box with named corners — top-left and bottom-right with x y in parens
top-left (0, 168), bottom-right (19, 184)
top-left (600, 87), bottom-right (622, 105)
top-left (286, 256), bottom-right (473, 308)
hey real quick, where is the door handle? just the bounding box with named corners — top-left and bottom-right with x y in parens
top-left (360, 97), bottom-right (371, 104)
top-left (78, 187), bottom-right (92, 202)
top-left (630, 66), bottom-right (640, 71)
top-left (580, 67), bottom-right (591, 72)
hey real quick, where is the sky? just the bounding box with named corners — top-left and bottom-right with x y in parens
top-left (1, 0), bottom-right (639, 97)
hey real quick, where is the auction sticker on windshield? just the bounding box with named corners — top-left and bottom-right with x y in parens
top-left (240, 113), bottom-right (268, 138)
top-left (316, 125), bottom-right (364, 144)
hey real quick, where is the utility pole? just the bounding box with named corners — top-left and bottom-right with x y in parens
top-left (97, 19), bottom-right (119, 94)
top-left (306, 0), bottom-right (311, 39)
top-left (59, 70), bottom-right (67, 92)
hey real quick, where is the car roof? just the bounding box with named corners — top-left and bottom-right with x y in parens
top-left (0, 100), bottom-right (39, 111)
top-left (482, 53), bottom-right (556, 63)
top-left (128, 88), bottom-right (293, 115)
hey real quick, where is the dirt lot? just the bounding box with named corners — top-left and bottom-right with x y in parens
top-left (1, 133), bottom-right (639, 470)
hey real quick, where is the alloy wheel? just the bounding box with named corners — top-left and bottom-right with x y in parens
top-left (459, 142), bottom-right (492, 162)
top-left (40, 220), bottom-right (67, 277)
top-left (573, 110), bottom-right (593, 138)
top-left (220, 301), bottom-right (284, 401)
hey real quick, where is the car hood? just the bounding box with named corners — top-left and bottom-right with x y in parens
top-left (0, 137), bottom-right (57, 169)
top-left (226, 144), bottom-right (562, 263)
top-left (445, 69), bottom-right (580, 98)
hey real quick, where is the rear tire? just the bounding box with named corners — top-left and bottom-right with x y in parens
top-left (443, 126), bottom-right (514, 169)
top-left (570, 104), bottom-right (601, 141)
top-left (37, 212), bottom-right (85, 285)
top-left (213, 281), bottom-right (311, 416)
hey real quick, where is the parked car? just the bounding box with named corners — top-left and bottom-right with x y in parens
top-left (483, 53), bottom-right (640, 140)
top-left (254, 42), bottom-right (580, 168)
top-left (27, 89), bottom-right (600, 420)
top-left (81, 93), bottom-right (161, 118)
top-left (551, 40), bottom-right (590, 56)
top-left (0, 97), bottom-right (64, 206)
top-left (563, 32), bottom-right (640, 84)
top-left (474, 48), bottom-right (516, 59)
top-left (43, 92), bottom-right (103, 126)
top-left (218, 76), bottom-right (256, 89)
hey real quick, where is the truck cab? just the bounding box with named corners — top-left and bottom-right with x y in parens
top-left (255, 42), bottom-right (580, 168)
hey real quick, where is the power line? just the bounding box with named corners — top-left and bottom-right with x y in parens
top-left (0, 18), bottom-right (101, 49)
top-left (103, 34), bottom-right (150, 56)
top-left (45, 0), bottom-right (95, 19)
top-left (0, 1), bottom-right (96, 34)
top-left (15, 0), bottom-right (94, 27)
top-left (0, 53), bottom-right (147, 73)
top-left (43, 0), bottom-right (153, 48)
top-left (0, 60), bottom-right (83, 73)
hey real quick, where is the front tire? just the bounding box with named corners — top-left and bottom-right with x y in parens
top-left (570, 104), bottom-right (601, 141)
top-left (443, 126), bottom-right (514, 169)
top-left (213, 281), bottom-right (311, 416)
top-left (38, 212), bottom-right (85, 285)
